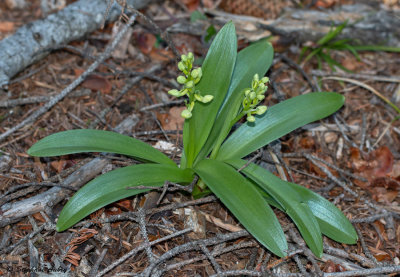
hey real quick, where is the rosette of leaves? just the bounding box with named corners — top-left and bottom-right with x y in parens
top-left (28, 22), bottom-right (357, 257)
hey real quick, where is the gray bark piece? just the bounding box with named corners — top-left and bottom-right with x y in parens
top-left (0, 0), bottom-right (152, 87)
top-left (173, 4), bottom-right (400, 47)
top-left (266, 4), bottom-right (400, 46)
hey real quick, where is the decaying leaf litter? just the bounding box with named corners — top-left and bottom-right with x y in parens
top-left (1, 0), bottom-right (400, 276)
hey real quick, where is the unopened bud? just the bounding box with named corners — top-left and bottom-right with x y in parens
top-left (261, 77), bottom-right (269, 83)
top-left (201, 95), bottom-right (214, 103)
top-left (185, 81), bottom-right (194, 88)
top-left (168, 89), bottom-right (181, 97)
top-left (178, 62), bottom-right (185, 72)
top-left (249, 91), bottom-right (256, 100)
top-left (181, 109), bottom-right (192, 119)
top-left (244, 89), bottom-right (251, 96)
top-left (253, 74), bottom-right (259, 82)
top-left (194, 94), bottom-right (203, 102)
top-left (247, 115), bottom-right (255, 122)
top-left (255, 105), bottom-right (267, 115)
top-left (181, 54), bottom-right (187, 61)
top-left (187, 52), bottom-right (194, 60)
top-left (257, 95), bottom-right (265, 101)
top-left (191, 69), bottom-right (199, 79)
top-left (177, 76), bottom-right (187, 84)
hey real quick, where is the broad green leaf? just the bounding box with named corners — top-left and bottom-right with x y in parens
top-left (256, 181), bottom-right (357, 244)
top-left (227, 159), bottom-right (323, 257)
top-left (194, 159), bottom-right (287, 257)
top-left (28, 129), bottom-right (175, 166)
top-left (284, 181), bottom-right (357, 244)
top-left (217, 92), bottom-right (344, 160)
top-left (195, 40), bottom-right (274, 163)
top-left (228, 160), bottom-right (357, 244)
top-left (56, 164), bottom-right (193, 231)
top-left (183, 22), bottom-right (237, 167)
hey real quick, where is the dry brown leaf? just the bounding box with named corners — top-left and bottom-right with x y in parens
top-left (314, 0), bottom-right (337, 8)
top-left (322, 260), bottom-right (346, 273)
top-left (74, 69), bottom-right (112, 94)
top-left (32, 212), bottom-right (46, 223)
top-left (0, 21), bottom-right (15, 32)
top-left (351, 146), bottom-right (394, 181)
top-left (115, 199), bottom-right (133, 211)
top-left (181, 0), bottom-right (200, 11)
top-left (161, 107), bottom-right (185, 131)
top-left (82, 75), bottom-right (112, 94)
top-left (136, 32), bottom-right (156, 55)
top-left (368, 246), bottom-right (391, 262)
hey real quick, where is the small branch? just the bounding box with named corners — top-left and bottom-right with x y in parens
top-left (324, 265), bottom-right (400, 276)
top-left (97, 227), bottom-right (193, 276)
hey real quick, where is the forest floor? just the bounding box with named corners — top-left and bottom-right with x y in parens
top-left (0, 0), bottom-right (400, 276)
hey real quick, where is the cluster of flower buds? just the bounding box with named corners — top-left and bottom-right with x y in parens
top-left (168, 53), bottom-right (213, 119)
top-left (242, 74), bottom-right (269, 122)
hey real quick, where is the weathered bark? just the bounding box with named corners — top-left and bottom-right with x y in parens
top-left (169, 4), bottom-right (400, 47)
top-left (0, 0), bottom-right (152, 87)
top-left (265, 4), bottom-right (400, 47)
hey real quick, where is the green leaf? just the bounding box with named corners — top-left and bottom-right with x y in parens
top-left (190, 10), bottom-right (207, 23)
top-left (284, 181), bottom-right (358, 244)
top-left (56, 164), bottom-right (193, 231)
top-left (228, 159), bottom-right (357, 245)
top-left (195, 40), bottom-right (274, 163)
top-left (352, 45), bottom-right (400, 52)
top-left (320, 52), bottom-right (352, 73)
top-left (217, 92), bottom-right (344, 160)
top-left (317, 21), bottom-right (347, 46)
top-left (28, 129), bottom-right (175, 166)
top-left (227, 159), bottom-right (323, 257)
top-left (183, 22), bottom-right (237, 167)
top-left (194, 159), bottom-right (287, 257)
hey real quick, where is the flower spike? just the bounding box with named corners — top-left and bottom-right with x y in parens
top-left (239, 74), bottom-right (270, 122)
top-left (167, 52), bottom-right (213, 119)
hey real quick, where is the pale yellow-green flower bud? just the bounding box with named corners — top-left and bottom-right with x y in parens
top-left (247, 115), bottom-right (255, 122)
top-left (261, 77), bottom-right (269, 83)
top-left (180, 89), bottom-right (188, 97)
top-left (244, 89), bottom-right (251, 96)
top-left (255, 105), bottom-right (267, 115)
top-left (185, 80), bottom-right (194, 89)
top-left (178, 62), bottom-right (185, 72)
top-left (191, 69), bottom-right (199, 79)
top-left (187, 52), bottom-right (194, 60)
top-left (177, 76), bottom-right (186, 84)
top-left (181, 109), bottom-right (192, 119)
top-left (168, 89), bottom-right (181, 97)
top-left (257, 95), bottom-right (265, 101)
top-left (249, 91), bottom-right (256, 100)
top-left (201, 95), bottom-right (214, 103)
top-left (181, 54), bottom-right (187, 61)
top-left (258, 83), bottom-right (265, 91)
top-left (194, 94), bottom-right (203, 102)
top-left (253, 74), bottom-right (259, 82)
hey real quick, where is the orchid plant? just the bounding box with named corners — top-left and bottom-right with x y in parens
top-left (28, 22), bottom-right (357, 257)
